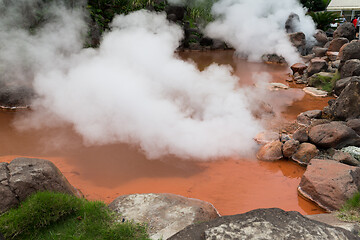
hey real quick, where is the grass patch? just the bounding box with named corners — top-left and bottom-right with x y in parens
top-left (337, 192), bottom-right (360, 222)
top-left (308, 71), bottom-right (340, 93)
top-left (0, 191), bottom-right (150, 240)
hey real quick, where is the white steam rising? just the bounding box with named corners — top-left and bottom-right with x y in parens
top-left (11, 7), bottom-right (264, 160)
top-left (204, 0), bottom-right (316, 65)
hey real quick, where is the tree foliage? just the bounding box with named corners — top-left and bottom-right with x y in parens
top-left (300, 0), bottom-right (329, 12)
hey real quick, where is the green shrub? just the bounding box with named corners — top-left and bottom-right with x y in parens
top-left (0, 191), bottom-right (150, 240)
top-left (308, 11), bottom-right (341, 31)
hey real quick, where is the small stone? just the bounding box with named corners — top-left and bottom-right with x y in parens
top-left (283, 139), bottom-right (300, 158)
top-left (303, 87), bottom-right (328, 97)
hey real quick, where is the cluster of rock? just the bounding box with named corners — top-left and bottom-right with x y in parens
top-left (256, 74), bottom-right (360, 212)
top-left (2, 157), bottom-right (360, 239)
top-left (286, 22), bottom-right (360, 99)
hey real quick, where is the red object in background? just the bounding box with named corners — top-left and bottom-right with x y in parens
top-left (353, 18), bottom-right (358, 27)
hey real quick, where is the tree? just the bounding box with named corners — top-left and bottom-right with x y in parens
top-left (300, 0), bottom-right (327, 12)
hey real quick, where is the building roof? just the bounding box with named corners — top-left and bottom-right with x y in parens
top-left (327, 0), bottom-right (360, 10)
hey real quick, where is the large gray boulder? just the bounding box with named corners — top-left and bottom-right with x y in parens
top-left (328, 37), bottom-right (349, 52)
top-left (109, 193), bottom-right (220, 240)
top-left (333, 22), bottom-right (356, 41)
top-left (341, 59), bottom-right (360, 78)
top-left (334, 76), bottom-right (360, 96)
top-left (328, 80), bottom-right (360, 120)
top-left (169, 208), bottom-right (359, 240)
top-left (298, 159), bottom-right (360, 212)
top-left (0, 158), bottom-right (81, 213)
top-left (309, 122), bottom-right (360, 149)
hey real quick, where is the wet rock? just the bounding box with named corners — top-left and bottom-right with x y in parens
top-left (342, 146), bottom-right (360, 161)
top-left (346, 119), bottom-right (360, 135)
top-left (313, 47), bottom-right (328, 57)
top-left (262, 54), bottom-right (286, 64)
top-left (309, 122), bottom-right (360, 149)
top-left (314, 29), bottom-right (329, 47)
top-left (303, 87), bottom-right (328, 97)
top-left (268, 82), bottom-right (289, 90)
top-left (292, 143), bottom-right (319, 166)
top-left (0, 85), bottom-right (34, 108)
top-left (254, 131), bottom-right (279, 145)
top-left (308, 58), bottom-right (328, 76)
top-left (328, 38), bottom-right (349, 52)
top-left (256, 140), bottom-right (283, 161)
top-left (288, 32), bottom-right (306, 55)
top-left (169, 208), bottom-right (359, 240)
top-left (334, 76), bottom-right (360, 96)
top-left (293, 128), bottom-right (309, 142)
top-left (341, 59), bottom-right (360, 78)
top-left (338, 40), bottom-right (360, 69)
top-left (290, 63), bottom-right (307, 75)
top-left (306, 213), bottom-right (360, 235)
top-left (333, 22), bottom-right (356, 41)
top-left (285, 13), bottom-right (300, 33)
top-left (109, 193), bottom-right (219, 240)
top-left (296, 110), bottom-right (322, 126)
top-left (1, 158), bottom-right (81, 213)
top-left (298, 159), bottom-right (360, 211)
top-left (328, 80), bottom-right (360, 120)
top-left (283, 139), bottom-right (300, 158)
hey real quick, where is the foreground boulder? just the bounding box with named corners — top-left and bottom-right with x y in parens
top-left (169, 208), bottom-right (359, 240)
top-left (338, 40), bottom-right (360, 69)
top-left (298, 159), bottom-right (360, 212)
top-left (334, 76), bottom-right (360, 96)
top-left (309, 122), bottom-right (360, 149)
top-left (109, 193), bottom-right (219, 240)
top-left (0, 158), bottom-right (81, 213)
top-left (327, 80), bottom-right (360, 120)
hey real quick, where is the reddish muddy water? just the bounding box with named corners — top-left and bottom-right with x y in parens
top-left (0, 51), bottom-right (331, 216)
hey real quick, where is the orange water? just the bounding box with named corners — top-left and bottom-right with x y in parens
top-left (0, 51), bottom-right (329, 215)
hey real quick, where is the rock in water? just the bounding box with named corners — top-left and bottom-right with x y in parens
top-left (303, 87), bottom-right (328, 97)
top-left (309, 122), bottom-right (360, 149)
top-left (109, 193), bottom-right (220, 240)
top-left (291, 63), bottom-right (307, 75)
top-left (0, 158), bottom-right (81, 213)
top-left (298, 159), bottom-right (360, 212)
top-left (256, 140), bottom-right (283, 161)
top-left (292, 143), bottom-right (319, 166)
top-left (169, 208), bottom-right (359, 240)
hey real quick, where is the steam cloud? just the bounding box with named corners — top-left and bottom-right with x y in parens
top-left (204, 0), bottom-right (316, 65)
top-left (2, 1), bottom-right (305, 160)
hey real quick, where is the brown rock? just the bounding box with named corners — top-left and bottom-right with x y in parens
top-left (283, 139), bottom-right (300, 158)
top-left (296, 110), bottom-right (322, 126)
top-left (313, 47), bottom-right (328, 58)
top-left (333, 22), bottom-right (356, 41)
top-left (314, 29), bottom-right (328, 47)
top-left (332, 150), bottom-right (359, 166)
top-left (308, 58), bottom-right (328, 77)
top-left (309, 122), bottom-right (360, 149)
top-left (340, 59), bottom-right (360, 78)
top-left (347, 119), bottom-right (360, 135)
top-left (291, 63), bottom-right (307, 75)
top-left (109, 193), bottom-right (220, 239)
top-left (254, 131), bottom-right (279, 145)
top-left (326, 51), bottom-right (339, 61)
top-left (328, 38), bottom-right (349, 52)
top-left (293, 128), bottom-right (309, 143)
top-left (256, 140), bottom-right (283, 161)
top-left (292, 143), bottom-right (319, 166)
top-left (338, 40), bottom-right (360, 69)
top-left (298, 159), bottom-right (360, 211)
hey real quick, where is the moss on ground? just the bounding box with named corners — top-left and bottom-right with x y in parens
top-left (0, 191), bottom-right (150, 240)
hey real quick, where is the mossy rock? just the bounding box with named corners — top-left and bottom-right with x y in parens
top-left (308, 71), bottom-right (340, 92)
